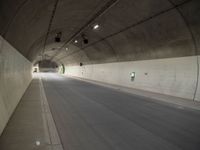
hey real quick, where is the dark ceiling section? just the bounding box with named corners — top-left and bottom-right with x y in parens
top-left (179, 0), bottom-right (200, 55)
top-left (0, 0), bottom-right (27, 35)
top-left (38, 59), bottom-right (58, 68)
top-left (0, 0), bottom-right (199, 65)
top-left (39, 0), bottom-right (110, 60)
top-left (0, 0), bottom-right (55, 60)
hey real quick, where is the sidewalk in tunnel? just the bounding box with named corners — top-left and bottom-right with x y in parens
top-left (0, 75), bottom-right (63, 150)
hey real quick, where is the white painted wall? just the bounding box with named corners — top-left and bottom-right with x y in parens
top-left (65, 56), bottom-right (200, 101)
top-left (0, 36), bottom-right (32, 135)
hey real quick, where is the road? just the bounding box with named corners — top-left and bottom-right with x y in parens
top-left (41, 73), bottom-right (200, 150)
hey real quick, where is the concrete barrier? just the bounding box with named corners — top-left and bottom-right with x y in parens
top-left (0, 36), bottom-right (32, 135)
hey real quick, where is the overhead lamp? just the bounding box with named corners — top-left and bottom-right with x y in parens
top-left (74, 40), bottom-right (78, 43)
top-left (81, 34), bottom-right (88, 44)
top-left (55, 32), bottom-right (62, 42)
top-left (83, 38), bottom-right (88, 44)
top-left (35, 141), bottom-right (40, 146)
top-left (93, 24), bottom-right (100, 30)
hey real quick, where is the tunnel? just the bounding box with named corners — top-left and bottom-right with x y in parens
top-left (0, 0), bottom-right (200, 149)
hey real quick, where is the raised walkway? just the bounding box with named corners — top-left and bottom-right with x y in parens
top-left (0, 74), bottom-right (63, 150)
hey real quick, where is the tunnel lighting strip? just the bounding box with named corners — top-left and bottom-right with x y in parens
top-left (49, 0), bottom-right (119, 61)
top-left (56, 0), bottom-right (192, 61)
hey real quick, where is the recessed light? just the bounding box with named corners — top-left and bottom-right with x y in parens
top-left (74, 40), bottom-right (78, 43)
top-left (93, 24), bottom-right (100, 30)
top-left (35, 141), bottom-right (40, 146)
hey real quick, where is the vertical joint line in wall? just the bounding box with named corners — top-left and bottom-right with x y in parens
top-left (194, 54), bottom-right (200, 101)
top-left (195, 55), bottom-right (200, 101)
top-left (167, 0), bottom-right (199, 101)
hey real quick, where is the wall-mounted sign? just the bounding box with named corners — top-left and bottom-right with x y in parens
top-left (130, 72), bottom-right (136, 81)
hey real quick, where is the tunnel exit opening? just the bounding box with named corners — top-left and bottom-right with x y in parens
top-left (33, 60), bottom-right (59, 73)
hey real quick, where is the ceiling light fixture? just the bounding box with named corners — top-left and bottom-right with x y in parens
top-left (82, 34), bottom-right (88, 44)
top-left (93, 24), bottom-right (100, 30)
top-left (74, 40), bottom-right (78, 43)
top-left (55, 32), bottom-right (62, 42)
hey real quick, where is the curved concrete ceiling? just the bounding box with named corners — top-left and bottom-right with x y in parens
top-left (0, 0), bottom-right (199, 66)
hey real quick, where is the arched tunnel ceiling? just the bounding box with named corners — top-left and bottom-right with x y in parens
top-left (0, 0), bottom-right (200, 66)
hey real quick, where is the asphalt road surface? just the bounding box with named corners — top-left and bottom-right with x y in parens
top-left (41, 73), bottom-right (200, 150)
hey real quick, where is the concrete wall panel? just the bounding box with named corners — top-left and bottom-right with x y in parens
top-left (65, 56), bottom-right (199, 101)
top-left (194, 56), bottom-right (200, 101)
top-left (0, 36), bottom-right (32, 135)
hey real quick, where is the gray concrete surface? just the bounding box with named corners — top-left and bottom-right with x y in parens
top-left (0, 0), bottom-right (199, 64)
top-left (65, 56), bottom-right (200, 101)
top-left (0, 76), bottom-right (63, 150)
top-left (71, 75), bottom-right (200, 111)
top-left (0, 36), bottom-right (32, 135)
top-left (0, 0), bottom-right (199, 111)
top-left (0, 0), bottom-right (200, 149)
top-left (42, 73), bottom-right (200, 150)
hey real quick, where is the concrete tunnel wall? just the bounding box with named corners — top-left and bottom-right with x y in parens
top-left (61, 0), bottom-right (200, 102)
top-left (65, 56), bottom-right (200, 101)
top-left (0, 36), bottom-right (32, 135)
top-left (0, 1), bottom-right (200, 136)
